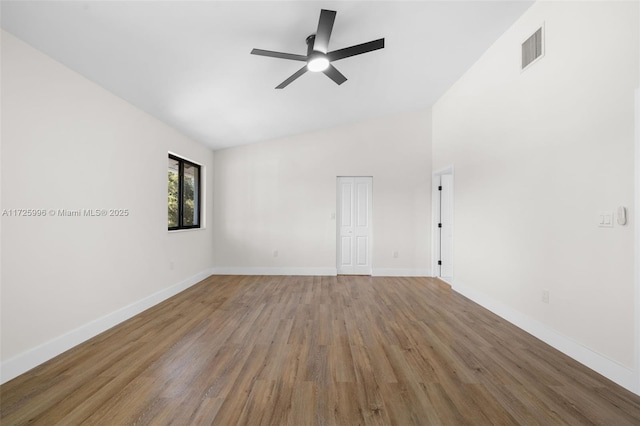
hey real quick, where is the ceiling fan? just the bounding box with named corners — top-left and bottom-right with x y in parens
top-left (251, 9), bottom-right (385, 89)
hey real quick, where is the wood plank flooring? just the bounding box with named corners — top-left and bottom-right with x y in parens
top-left (2, 275), bottom-right (640, 425)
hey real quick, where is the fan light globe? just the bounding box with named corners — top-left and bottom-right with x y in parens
top-left (307, 56), bottom-right (329, 72)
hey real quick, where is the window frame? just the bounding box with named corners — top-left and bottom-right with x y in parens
top-left (168, 153), bottom-right (202, 231)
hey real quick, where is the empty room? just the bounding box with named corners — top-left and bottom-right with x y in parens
top-left (1, 0), bottom-right (640, 424)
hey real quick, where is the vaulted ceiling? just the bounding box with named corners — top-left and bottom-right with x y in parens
top-left (1, 1), bottom-right (534, 150)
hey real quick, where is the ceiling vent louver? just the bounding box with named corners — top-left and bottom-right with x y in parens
top-left (522, 27), bottom-right (544, 70)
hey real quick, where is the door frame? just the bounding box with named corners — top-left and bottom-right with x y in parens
top-left (432, 166), bottom-right (454, 283)
top-left (634, 87), bottom-right (640, 393)
top-left (336, 176), bottom-right (373, 275)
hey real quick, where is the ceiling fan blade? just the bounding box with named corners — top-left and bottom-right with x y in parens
top-left (251, 48), bottom-right (307, 62)
top-left (276, 65), bottom-right (309, 89)
top-left (323, 64), bottom-right (347, 85)
top-left (314, 9), bottom-right (336, 53)
top-left (327, 38), bottom-right (385, 62)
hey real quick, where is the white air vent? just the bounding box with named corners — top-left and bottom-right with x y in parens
top-left (522, 26), bottom-right (544, 70)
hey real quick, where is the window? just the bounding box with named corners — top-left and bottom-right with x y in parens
top-left (168, 154), bottom-right (201, 230)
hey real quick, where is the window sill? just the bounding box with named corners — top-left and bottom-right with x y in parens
top-left (168, 227), bottom-right (205, 233)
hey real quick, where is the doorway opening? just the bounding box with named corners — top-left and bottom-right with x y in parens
top-left (433, 167), bottom-right (454, 283)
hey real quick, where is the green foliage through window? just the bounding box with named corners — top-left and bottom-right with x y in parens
top-left (168, 155), bottom-right (200, 230)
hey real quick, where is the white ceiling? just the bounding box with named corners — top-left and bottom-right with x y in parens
top-left (1, 1), bottom-right (533, 150)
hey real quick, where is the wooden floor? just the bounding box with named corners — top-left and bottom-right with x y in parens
top-left (2, 276), bottom-right (640, 425)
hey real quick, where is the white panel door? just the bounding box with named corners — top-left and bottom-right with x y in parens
top-left (337, 177), bottom-right (372, 275)
top-left (440, 174), bottom-right (453, 278)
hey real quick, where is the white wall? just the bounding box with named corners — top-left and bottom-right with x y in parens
top-left (213, 109), bottom-right (431, 277)
top-left (0, 31), bottom-right (215, 382)
top-left (432, 1), bottom-right (639, 391)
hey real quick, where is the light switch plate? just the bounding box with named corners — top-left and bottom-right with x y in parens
top-left (598, 211), bottom-right (614, 228)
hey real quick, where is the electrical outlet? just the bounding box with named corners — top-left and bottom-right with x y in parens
top-left (393, 251), bottom-right (399, 258)
top-left (542, 289), bottom-right (550, 304)
top-left (273, 250), bottom-right (278, 257)
top-left (169, 261), bottom-right (174, 270)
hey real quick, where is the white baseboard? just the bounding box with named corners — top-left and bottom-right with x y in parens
top-left (0, 268), bottom-right (214, 384)
top-left (434, 277), bottom-right (453, 287)
top-left (211, 267), bottom-right (337, 276)
top-left (372, 268), bottom-right (432, 277)
top-left (211, 267), bottom-right (431, 278)
top-left (434, 276), bottom-right (453, 285)
top-left (453, 281), bottom-right (638, 395)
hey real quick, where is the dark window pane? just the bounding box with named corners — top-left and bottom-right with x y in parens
top-left (168, 157), bottom-right (180, 228)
